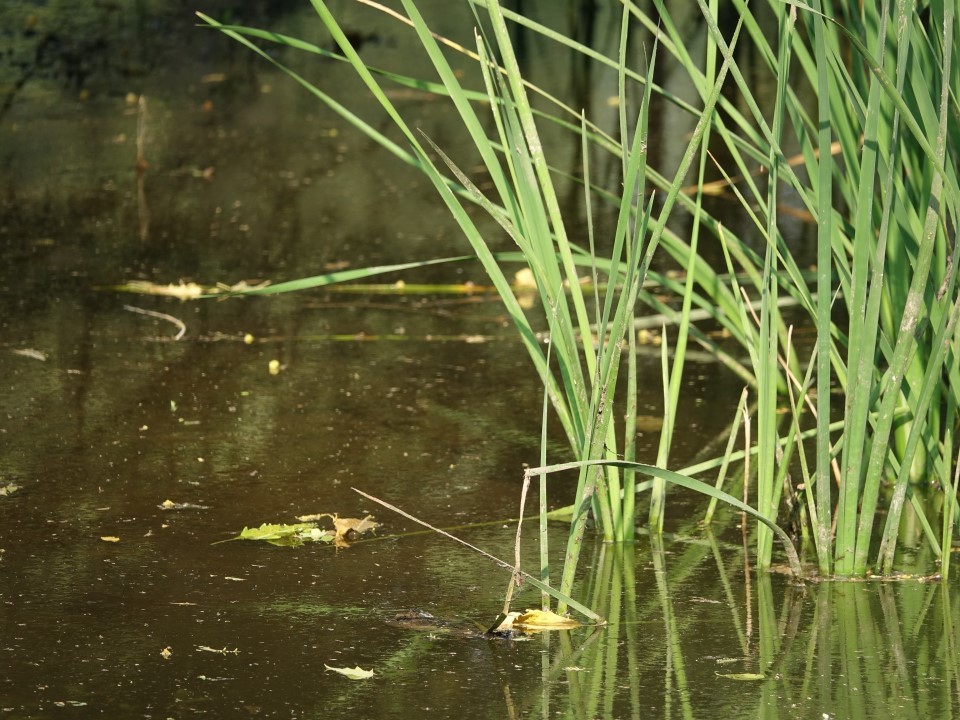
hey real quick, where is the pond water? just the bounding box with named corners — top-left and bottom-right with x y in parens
top-left (2, 1), bottom-right (959, 718)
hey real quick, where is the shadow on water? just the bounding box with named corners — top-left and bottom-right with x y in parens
top-left (1, 0), bottom-right (958, 717)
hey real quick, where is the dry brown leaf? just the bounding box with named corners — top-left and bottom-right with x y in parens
top-left (119, 280), bottom-right (205, 300)
top-left (332, 514), bottom-right (379, 541)
top-left (295, 513), bottom-right (327, 522)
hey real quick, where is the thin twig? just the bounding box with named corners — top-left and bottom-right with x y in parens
top-left (351, 487), bottom-right (605, 622)
top-left (502, 473), bottom-right (530, 615)
top-left (353, 487), bottom-right (517, 572)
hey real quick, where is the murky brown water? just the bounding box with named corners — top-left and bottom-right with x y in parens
top-left (2, 1), bottom-right (959, 718)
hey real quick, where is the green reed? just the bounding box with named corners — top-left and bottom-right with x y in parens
top-left (200, 0), bottom-right (960, 592)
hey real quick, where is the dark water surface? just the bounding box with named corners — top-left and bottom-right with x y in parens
top-left (2, 1), bottom-right (959, 718)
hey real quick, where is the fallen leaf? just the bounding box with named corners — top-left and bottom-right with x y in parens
top-left (637, 328), bottom-right (661, 345)
top-left (117, 280), bottom-right (205, 301)
top-left (513, 268), bottom-right (536, 289)
top-left (332, 514), bottom-right (379, 541)
top-left (160, 647), bottom-right (172, 660)
top-left (487, 611), bottom-right (521, 634)
top-left (238, 522), bottom-right (316, 541)
top-left (635, 415), bottom-right (664, 433)
top-left (515, 609), bottom-right (580, 630)
top-left (324, 664), bottom-right (374, 680)
top-left (101, 536), bottom-right (120, 543)
top-left (159, 499), bottom-right (210, 510)
top-left (197, 646), bottom-right (240, 655)
top-left (0, 483), bottom-right (21, 497)
top-left (11, 348), bottom-right (46, 361)
top-left (716, 672), bottom-right (766, 680)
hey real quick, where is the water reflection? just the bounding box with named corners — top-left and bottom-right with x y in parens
top-left (503, 538), bottom-right (960, 719)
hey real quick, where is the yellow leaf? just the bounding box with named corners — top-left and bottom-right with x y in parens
top-left (160, 647), bottom-right (172, 660)
top-left (487, 611), bottom-right (521, 634)
top-left (100, 536), bottom-right (120, 543)
top-left (515, 609), bottom-right (580, 630)
top-left (324, 664), bottom-right (374, 680)
top-left (635, 415), bottom-right (665, 433)
top-left (513, 268), bottom-right (536, 289)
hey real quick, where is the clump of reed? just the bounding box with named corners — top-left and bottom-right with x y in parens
top-left (199, 0), bottom-right (959, 614)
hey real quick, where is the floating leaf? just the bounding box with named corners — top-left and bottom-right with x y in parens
top-left (115, 279), bottom-right (271, 300)
top-left (11, 348), bottom-right (46, 361)
top-left (197, 646), bottom-right (240, 655)
top-left (160, 499), bottom-right (210, 510)
top-left (100, 536), bottom-right (120, 543)
top-left (295, 513), bottom-right (328, 522)
top-left (224, 514), bottom-right (372, 548)
top-left (332, 514), bottom-right (379, 541)
top-left (232, 522), bottom-right (332, 547)
top-left (487, 611), bottom-right (521, 634)
top-left (116, 280), bottom-right (206, 300)
top-left (295, 513), bottom-right (379, 545)
top-left (513, 268), bottom-right (536, 289)
top-left (238, 522), bottom-right (316, 541)
top-left (716, 672), bottom-right (766, 681)
top-left (515, 609), bottom-right (580, 630)
top-left (324, 664), bottom-right (374, 680)
top-left (635, 414), bottom-right (665, 433)
top-left (160, 647), bottom-right (172, 660)
top-left (0, 483), bottom-right (21, 497)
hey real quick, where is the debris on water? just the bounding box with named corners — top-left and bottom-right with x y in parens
top-left (159, 499), bottom-right (211, 511)
top-left (11, 348), bottom-right (47, 361)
